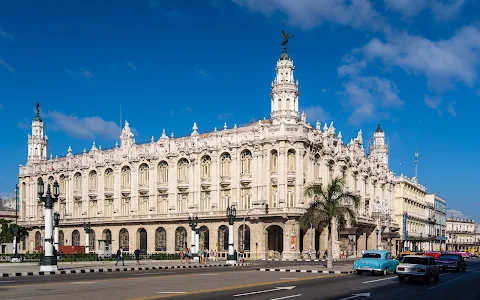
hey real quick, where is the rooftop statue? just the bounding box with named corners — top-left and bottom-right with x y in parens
top-left (281, 30), bottom-right (294, 51)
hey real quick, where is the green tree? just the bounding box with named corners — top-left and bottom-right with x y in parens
top-left (0, 219), bottom-right (31, 245)
top-left (300, 177), bottom-right (361, 268)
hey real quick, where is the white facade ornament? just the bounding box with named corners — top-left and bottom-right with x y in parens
top-left (316, 120), bottom-right (320, 130)
top-left (223, 123), bottom-right (227, 131)
top-left (192, 122), bottom-right (199, 136)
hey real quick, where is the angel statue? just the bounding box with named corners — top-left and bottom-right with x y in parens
top-left (281, 30), bottom-right (294, 50)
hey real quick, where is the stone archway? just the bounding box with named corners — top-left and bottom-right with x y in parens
top-left (199, 226), bottom-right (209, 250)
top-left (137, 228), bottom-right (147, 252)
top-left (266, 225), bottom-right (284, 254)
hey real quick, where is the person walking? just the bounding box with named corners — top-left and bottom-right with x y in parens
top-left (134, 248), bottom-right (141, 265)
top-left (179, 249), bottom-right (184, 264)
top-left (308, 248), bottom-right (312, 260)
top-left (115, 248), bottom-right (124, 266)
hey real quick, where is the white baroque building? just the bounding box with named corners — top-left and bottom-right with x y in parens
top-left (18, 47), bottom-right (400, 259)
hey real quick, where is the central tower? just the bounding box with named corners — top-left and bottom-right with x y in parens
top-left (270, 34), bottom-right (300, 124)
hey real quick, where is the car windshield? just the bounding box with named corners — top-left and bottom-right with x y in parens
top-left (402, 257), bottom-right (429, 265)
top-left (439, 254), bottom-right (459, 260)
top-left (362, 253), bottom-right (381, 259)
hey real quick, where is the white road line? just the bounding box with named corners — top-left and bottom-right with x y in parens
top-left (362, 276), bottom-right (396, 284)
top-left (70, 281), bottom-right (98, 284)
top-left (428, 273), bottom-right (472, 290)
top-left (0, 281), bottom-right (15, 284)
top-left (197, 273), bottom-right (219, 276)
top-left (280, 278), bottom-right (301, 280)
top-left (133, 272), bottom-right (163, 276)
top-left (269, 294), bottom-right (302, 300)
top-left (156, 292), bottom-right (187, 294)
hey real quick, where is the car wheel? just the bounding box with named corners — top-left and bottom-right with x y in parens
top-left (382, 268), bottom-right (387, 276)
top-left (398, 276), bottom-right (405, 282)
top-left (423, 275), bottom-right (430, 283)
top-left (356, 270), bottom-right (362, 275)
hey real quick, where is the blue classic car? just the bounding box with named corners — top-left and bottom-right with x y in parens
top-left (353, 250), bottom-right (399, 275)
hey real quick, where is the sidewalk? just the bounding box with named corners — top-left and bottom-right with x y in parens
top-left (258, 263), bottom-right (354, 275)
top-left (0, 260), bottom-right (251, 277)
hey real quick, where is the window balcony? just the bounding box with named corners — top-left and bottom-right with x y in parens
top-left (157, 182), bottom-right (169, 193)
top-left (287, 171), bottom-right (295, 185)
top-left (138, 184), bottom-right (149, 195)
top-left (200, 177), bottom-right (212, 190)
top-left (240, 174), bottom-right (252, 186)
top-left (88, 189), bottom-right (98, 199)
top-left (220, 176), bottom-right (231, 188)
top-left (177, 180), bottom-right (189, 192)
top-left (104, 187), bottom-right (114, 198)
top-left (270, 172), bottom-right (278, 185)
top-left (73, 190), bottom-right (82, 200)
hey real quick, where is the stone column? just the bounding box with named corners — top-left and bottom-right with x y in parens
top-left (226, 223), bottom-right (236, 264)
top-left (40, 204), bottom-right (57, 271)
top-left (85, 232), bottom-right (90, 253)
top-left (54, 226), bottom-right (59, 252)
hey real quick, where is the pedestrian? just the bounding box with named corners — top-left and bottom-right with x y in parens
top-left (115, 248), bottom-right (124, 266)
top-left (179, 249), bottom-right (184, 264)
top-left (308, 248), bottom-right (312, 260)
top-left (134, 248), bottom-right (141, 265)
top-left (324, 249), bottom-right (328, 259)
top-left (186, 248), bottom-right (191, 264)
top-left (203, 248), bottom-right (208, 264)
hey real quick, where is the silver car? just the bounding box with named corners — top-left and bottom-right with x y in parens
top-left (396, 255), bottom-right (440, 282)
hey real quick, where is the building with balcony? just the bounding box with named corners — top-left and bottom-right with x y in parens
top-left (394, 175), bottom-right (430, 252)
top-left (425, 194), bottom-right (447, 251)
top-left (446, 218), bottom-right (477, 251)
top-left (17, 46), bottom-right (399, 259)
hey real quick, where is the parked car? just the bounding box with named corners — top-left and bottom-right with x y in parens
top-left (353, 250), bottom-right (399, 275)
top-left (424, 252), bottom-right (441, 260)
top-left (396, 255), bottom-right (440, 282)
top-left (458, 252), bottom-right (470, 259)
top-left (437, 253), bottom-right (467, 272)
top-left (396, 251), bottom-right (418, 262)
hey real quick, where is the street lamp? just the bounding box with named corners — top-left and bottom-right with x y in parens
top-left (11, 184), bottom-right (20, 262)
top-left (188, 215), bottom-right (199, 261)
top-left (37, 177), bottom-right (60, 271)
top-left (53, 212), bottom-right (60, 253)
top-left (83, 221), bottom-right (91, 253)
top-left (226, 205), bottom-right (237, 264)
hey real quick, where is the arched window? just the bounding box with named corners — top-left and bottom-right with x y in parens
top-left (287, 187), bottom-right (295, 207)
top-left (121, 166), bottom-right (131, 188)
top-left (105, 168), bottom-right (114, 190)
top-left (278, 98), bottom-right (282, 111)
top-left (59, 175), bottom-right (66, 195)
top-left (240, 150), bottom-right (252, 176)
top-left (177, 158), bottom-right (189, 183)
top-left (175, 227), bottom-right (187, 251)
top-left (286, 98), bottom-right (291, 111)
top-left (287, 150), bottom-right (296, 172)
top-left (119, 228), bottom-right (129, 251)
top-left (48, 176), bottom-right (54, 187)
top-left (59, 230), bottom-right (65, 246)
top-left (21, 182), bottom-right (26, 199)
top-left (72, 230), bottom-right (80, 246)
top-left (314, 154), bottom-right (321, 179)
top-left (89, 170), bottom-right (98, 190)
top-left (199, 226), bottom-right (209, 250)
top-left (238, 225), bottom-right (251, 251)
top-left (139, 163), bottom-right (149, 186)
top-left (218, 225), bottom-right (229, 251)
top-left (89, 229), bottom-right (96, 250)
top-left (220, 153), bottom-right (231, 177)
top-left (270, 150), bottom-right (278, 173)
top-left (158, 161), bottom-right (168, 183)
top-left (241, 188), bottom-right (251, 210)
top-left (74, 173), bottom-right (82, 193)
top-left (155, 227), bottom-right (167, 251)
top-left (35, 231), bottom-right (42, 250)
top-left (201, 155), bottom-right (211, 179)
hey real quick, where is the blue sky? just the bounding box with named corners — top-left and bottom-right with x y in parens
top-left (0, 0), bottom-right (478, 220)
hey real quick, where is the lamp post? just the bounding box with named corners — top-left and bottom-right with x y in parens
top-left (11, 184), bottom-right (20, 262)
top-left (37, 177), bottom-right (59, 271)
top-left (226, 205), bottom-right (237, 265)
top-left (53, 212), bottom-right (60, 253)
top-left (188, 215), bottom-right (199, 261)
top-left (83, 221), bottom-right (91, 253)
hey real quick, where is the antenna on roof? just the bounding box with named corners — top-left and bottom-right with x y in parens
top-left (120, 104), bottom-right (122, 136)
top-left (414, 149), bottom-right (419, 179)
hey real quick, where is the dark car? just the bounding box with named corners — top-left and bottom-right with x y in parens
top-left (437, 253), bottom-right (467, 272)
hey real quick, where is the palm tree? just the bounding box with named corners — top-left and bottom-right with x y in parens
top-left (300, 176), bottom-right (361, 269)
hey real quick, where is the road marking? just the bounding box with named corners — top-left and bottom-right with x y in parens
top-left (233, 286), bottom-right (295, 297)
top-left (269, 294), bottom-right (302, 300)
top-left (280, 278), bottom-right (301, 280)
top-left (197, 273), bottom-right (219, 276)
top-left (428, 272), bottom-right (473, 290)
top-left (339, 293), bottom-right (371, 300)
top-left (70, 281), bottom-right (98, 284)
top-left (128, 274), bottom-right (345, 300)
top-left (133, 273), bottom-right (171, 276)
top-left (0, 281), bottom-right (15, 284)
top-left (362, 277), bottom-right (396, 284)
top-left (156, 292), bottom-right (187, 294)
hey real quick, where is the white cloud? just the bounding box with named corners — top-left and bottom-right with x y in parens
top-left (81, 69), bottom-right (93, 79)
top-left (447, 209), bottom-right (469, 219)
top-left (194, 65), bottom-right (207, 76)
top-left (384, 0), bottom-right (465, 21)
top-left (0, 103), bottom-right (3, 110)
top-left (126, 61), bottom-right (137, 71)
top-left (44, 111), bottom-right (122, 140)
top-left (16, 118), bottom-right (29, 130)
top-left (218, 112), bottom-right (234, 121)
top-left (209, 0), bottom-right (226, 9)
top-left (302, 105), bottom-right (330, 123)
top-left (63, 65), bottom-right (74, 76)
top-left (0, 26), bottom-right (13, 40)
top-left (321, 88), bottom-right (326, 93)
top-left (447, 101), bottom-right (457, 117)
top-left (358, 26), bottom-right (480, 92)
top-left (233, 0), bottom-right (386, 31)
top-left (0, 58), bottom-right (15, 72)
top-left (424, 95), bottom-right (441, 109)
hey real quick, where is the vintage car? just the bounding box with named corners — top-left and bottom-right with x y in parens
top-left (353, 250), bottom-right (399, 275)
top-left (437, 253), bottom-right (467, 272)
top-left (396, 251), bottom-right (417, 262)
top-left (396, 255), bottom-right (440, 282)
top-left (424, 252), bottom-right (441, 260)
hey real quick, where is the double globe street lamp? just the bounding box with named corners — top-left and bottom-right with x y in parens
top-left (37, 177), bottom-right (60, 271)
top-left (188, 215), bottom-right (199, 261)
top-left (226, 205), bottom-right (237, 264)
top-left (53, 212), bottom-right (60, 253)
top-left (83, 221), bottom-right (92, 253)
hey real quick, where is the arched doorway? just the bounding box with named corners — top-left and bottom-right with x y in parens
top-left (175, 227), bottom-right (187, 250)
top-left (89, 229), bottom-right (96, 251)
top-left (238, 224), bottom-right (250, 251)
top-left (119, 228), bottom-right (129, 251)
top-left (155, 227), bottom-right (166, 251)
top-left (218, 225), bottom-right (229, 251)
top-left (35, 231), bottom-right (42, 250)
top-left (59, 230), bottom-right (65, 246)
top-left (102, 229), bottom-right (112, 253)
top-left (137, 228), bottom-right (147, 252)
top-left (72, 230), bottom-right (80, 246)
top-left (266, 225), bottom-right (284, 253)
top-left (199, 226), bottom-right (209, 250)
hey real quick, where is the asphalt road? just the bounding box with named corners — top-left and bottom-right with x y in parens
top-left (0, 259), bottom-right (478, 300)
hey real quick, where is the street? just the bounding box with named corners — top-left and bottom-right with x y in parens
top-left (0, 260), bottom-right (479, 299)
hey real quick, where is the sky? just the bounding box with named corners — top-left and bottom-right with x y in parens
top-left (0, 0), bottom-right (478, 220)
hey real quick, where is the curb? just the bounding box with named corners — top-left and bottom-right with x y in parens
top-left (1, 263), bottom-right (252, 278)
top-left (257, 268), bottom-right (354, 274)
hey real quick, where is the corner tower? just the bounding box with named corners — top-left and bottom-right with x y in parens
top-left (27, 102), bottom-right (48, 163)
top-left (270, 34), bottom-right (299, 124)
top-left (370, 124), bottom-right (389, 166)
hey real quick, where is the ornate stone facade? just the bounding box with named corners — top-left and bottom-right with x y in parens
top-left (18, 48), bottom-right (399, 259)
